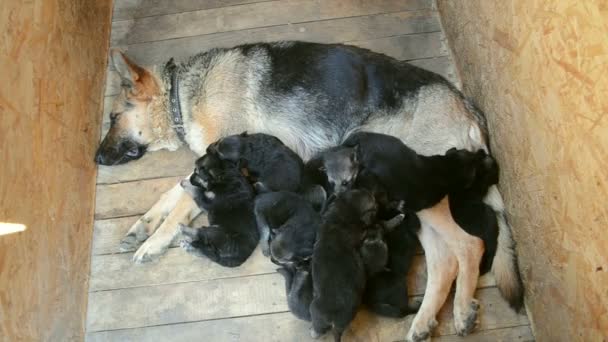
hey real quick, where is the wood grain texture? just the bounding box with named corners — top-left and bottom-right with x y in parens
top-left (0, 0), bottom-right (112, 340)
top-left (110, 0), bottom-right (432, 45)
top-left (438, 1), bottom-right (608, 341)
top-left (86, 287), bottom-right (526, 340)
top-left (112, 0), bottom-right (268, 21)
top-left (95, 176), bottom-right (184, 219)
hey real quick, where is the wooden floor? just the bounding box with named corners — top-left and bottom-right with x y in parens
top-left (87, 1), bottom-right (533, 341)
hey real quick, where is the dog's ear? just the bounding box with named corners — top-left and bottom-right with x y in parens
top-left (111, 49), bottom-right (143, 88)
top-left (240, 131), bottom-right (248, 137)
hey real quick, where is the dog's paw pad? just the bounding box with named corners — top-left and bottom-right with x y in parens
top-left (455, 300), bottom-right (480, 336)
top-left (119, 233), bottom-right (139, 252)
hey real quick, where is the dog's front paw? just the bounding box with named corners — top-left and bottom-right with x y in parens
top-left (454, 299), bottom-right (480, 336)
top-left (132, 232), bottom-right (172, 264)
top-left (406, 318), bottom-right (437, 342)
top-left (120, 214), bottom-right (165, 252)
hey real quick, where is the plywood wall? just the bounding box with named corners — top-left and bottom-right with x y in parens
top-left (0, 0), bottom-right (112, 340)
top-left (437, 1), bottom-right (608, 340)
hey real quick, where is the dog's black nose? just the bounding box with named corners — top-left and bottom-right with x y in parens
top-left (94, 151), bottom-right (106, 164)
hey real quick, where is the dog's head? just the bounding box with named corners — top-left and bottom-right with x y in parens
top-left (95, 51), bottom-right (164, 165)
top-left (445, 148), bottom-right (499, 192)
top-left (269, 223), bottom-right (316, 266)
top-left (336, 189), bottom-right (378, 226)
top-left (206, 132), bottom-right (248, 162)
top-left (318, 146), bottom-right (359, 194)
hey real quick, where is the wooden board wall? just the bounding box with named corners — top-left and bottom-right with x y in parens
top-left (0, 0), bottom-right (113, 340)
top-left (437, 1), bottom-right (608, 341)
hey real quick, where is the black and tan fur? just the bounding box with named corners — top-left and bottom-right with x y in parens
top-left (95, 41), bottom-right (523, 341)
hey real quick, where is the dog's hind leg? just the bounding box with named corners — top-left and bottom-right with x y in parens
top-left (406, 226), bottom-right (457, 342)
top-left (132, 190), bottom-right (202, 263)
top-left (417, 197), bottom-right (484, 337)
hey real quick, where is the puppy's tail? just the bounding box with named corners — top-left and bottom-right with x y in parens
top-left (485, 186), bottom-right (525, 311)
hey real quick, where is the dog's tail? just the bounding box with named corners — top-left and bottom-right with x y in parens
top-left (332, 328), bottom-right (343, 342)
top-left (485, 186), bottom-right (525, 311)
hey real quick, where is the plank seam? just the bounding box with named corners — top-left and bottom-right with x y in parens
top-left (111, 9), bottom-right (439, 47)
top-left (112, 0), bottom-right (275, 22)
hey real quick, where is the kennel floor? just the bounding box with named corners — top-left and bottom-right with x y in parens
top-left (86, 1), bottom-right (532, 341)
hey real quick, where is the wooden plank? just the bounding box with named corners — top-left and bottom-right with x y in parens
top-left (408, 56), bottom-right (458, 85)
top-left (352, 32), bottom-right (448, 64)
top-left (89, 247), bottom-right (276, 291)
top-left (97, 147), bottom-right (197, 184)
top-left (110, 0), bottom-right (432, 46)
top-left (94, 176), bottom-right (183, 219)
top-left (105, 10), bottom-right (442, 95)
top-left (90, 250), bottom-right (492, 292)
top-left (86, 273), bottom-right (288, 332)
top-left (86, 287), bottom-right (527, 340)
top-left (0, 1), bottom-right (112, 340)
top-left (112, 0), bottom-right (268, 21)
top-left (433, 325), bottom-right (534, 342)
top-left (92, 214), bottom-right (209, 255)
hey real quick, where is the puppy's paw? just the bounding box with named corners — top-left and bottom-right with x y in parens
top-left (310, 327), bottom-right (323, 339)
top-left (178, 223), bottom-right (199, 241)
top-left (454, 299), bottom-right (480, 336)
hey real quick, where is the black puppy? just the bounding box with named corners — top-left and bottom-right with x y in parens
top-left (207, 132), bottom-right (305, 192)
top-left (309, 189), bottom-right (379, 342)
top-left (254, 191), bottom-right (321, 321)
top-left (277, 262), bottom-right (314, 321)
top-left (341, 132), bottom-right (490, 211)
top-left (363, 211), bottom-right (421, 317)
top-left (253, 191), bottom-right (321, 259)
top-left (359, 213), bottom-right (404, 276)
top-left (179, 153), bottom-right (258, 268)
top-left (449, 155), bottom-right (500, 274)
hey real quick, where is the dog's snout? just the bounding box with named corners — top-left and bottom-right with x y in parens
top-left (94, 150), bottom-right (106, 164)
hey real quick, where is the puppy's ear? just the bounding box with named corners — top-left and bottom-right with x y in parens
top-left (382, 214), bottom-right (405, 231)
top-left (240, 131), bottom-right (248, 137)
top-left (446, 147), bottom-right (459, 155)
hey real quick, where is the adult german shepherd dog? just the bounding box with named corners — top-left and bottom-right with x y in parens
top-left (95, 41), bottom-right (523, 341)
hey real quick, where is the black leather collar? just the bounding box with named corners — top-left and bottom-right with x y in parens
top-left (166, 58), bottom-right (186, 142)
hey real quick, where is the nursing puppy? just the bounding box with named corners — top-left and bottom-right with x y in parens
top-left (309, 189), bottom-right (379, 342)
top-left (317, 132), bottom-right (500, 337)
top-left (277, 262), bottom-right (314, 321)
top-left (208, 132), bottom-right (305, 192)
top-left (364, 212), bottom-right (421, 318)
top-left (178, 153), bottom-right (258, 267)
top-left (254, 191), bottom-right (321, 259)
top-left (359, 213), bottom-right (405, 276)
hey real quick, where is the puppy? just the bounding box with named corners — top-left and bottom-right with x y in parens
top-left (309, 189), bottom-right (377, 342)
top-left (253, 191), bottom-right (321, 259)
top-left (277, 262), bottom-right (314, 321)
top-left (254, 191), bottom-right (321, 321)
top-left (179, 153), bottom-right (258, 267)
top-left (341, 131), bottom-right (490, 211)
top-left (360, 213), bottom-right (404, 276)
top-left (207, 132), bottom-right (305, 192)
top-left (449, 154), bottom-right (500, 274)
top-left (305, 146), bottom-right (358, 195)
top-left (363, 211), bottom-right (421, 317)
